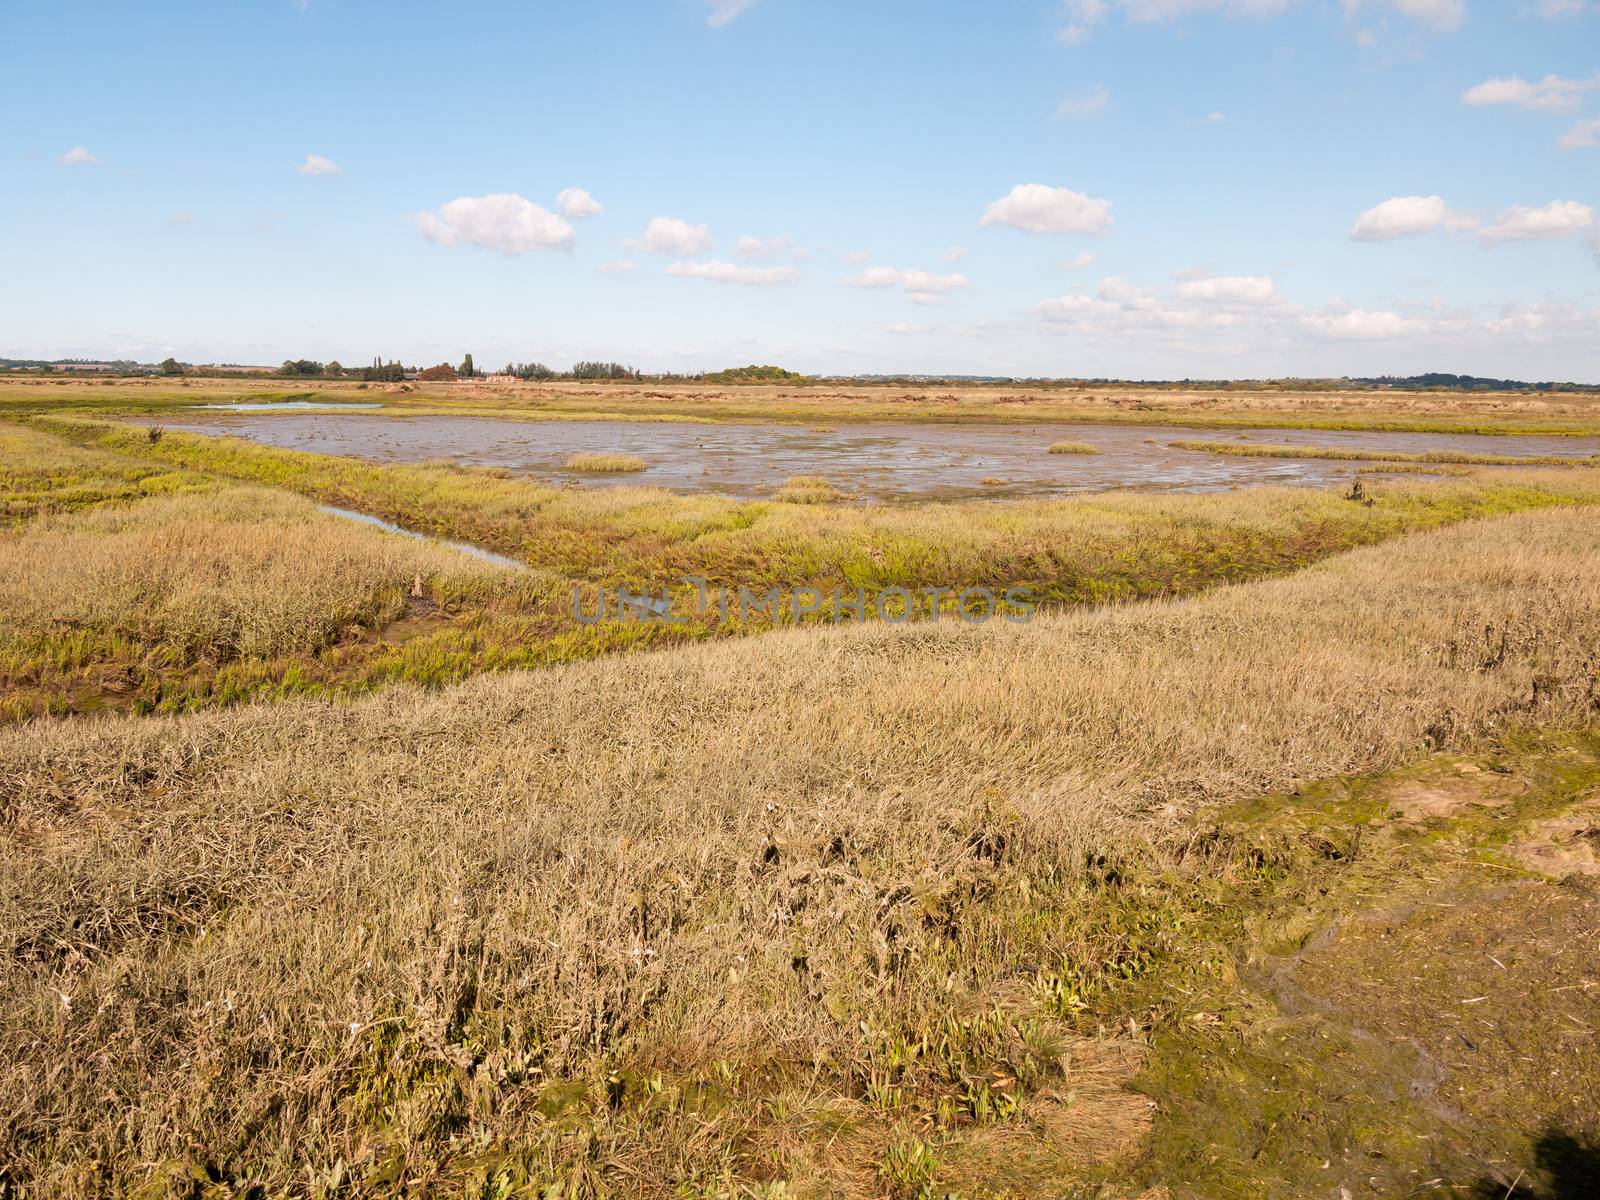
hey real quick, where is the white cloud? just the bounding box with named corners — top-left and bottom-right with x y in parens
top-left (883, 322), bottom-right (932, 335)
top-left (1203, 110), bottom-right (1227, 123)
top-left (843, 266), bottom-right (969, 304)
top-left (632, 216), bottom-right (714, 255)
top-left (1173, 274), bottom-right (1279, 304)
top-left (943, 245), bottom-right (969, 262)
top-left (1059, 0), bottom-right (1296, 43)
top-left (1301, 309), bottom-right (1431, 339)
top-left (1060, 251), bottom-right (1099, 270)
top-left (58, 145), bottom-right (96, 166)
top-left (595, 260), bottom-right (636, 273)
top-left (707, 0), bottom-right (755, 26)
top-left (1558, 117), bottom-right (1600, 150)
top-left (1461, 73), bottom-right (1600, 114)
top-left (556, 187), bottom-right (602, 218)
top-left (1343, 0), bottom-right (1463, 31)
top-left (296, 153), bottom-right (341, 177)
top-left (978, 183), bottom-right (1113, 235)
top-left (1352, 194), bottom-right (1597, 245)
top-left (1350, 195), bottom-right (1465, 240)
top-left (416, 194), bottom-right (574, 255)
top-left (844, 249), bottom-right (871, 265)
top-left (1056, 85), bottom-right (1111, 119)
top-left (668, 259), bottom-right (799, 285)
top-left (735, 235), bottom-right (793, 260)
top-left (1479, 199), bottom-right (1595, 241)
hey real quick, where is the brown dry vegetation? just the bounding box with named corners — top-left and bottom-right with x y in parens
top-left (7, 375), bottom-right (1600, 436)
top-left (9, 415), bottom-right (1600, 724)
top-left (1170, 437), bottom-right (1600, 468)
top-left (4, 506), bottom-right (1600, 1195)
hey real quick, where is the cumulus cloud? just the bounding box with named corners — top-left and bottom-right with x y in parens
top-left (1060, 251), bottom-right (1099, 270)
top-left (1350, 195), bottom-right (1469, 240)
top-left (943, 245), bottom-right (969, 262)
top-left (707, 0), bottom-right (755, 26)
top-left (734, 235), bottom-right (794, 260)
top-left (1172, 274), bottom-right (1278, 303)
top-left (1352, 194), bottom-right (1596, 244)
top-left (1343, 0), bottom-right (1463, 31)
top-left (1461, 73), bottom-right (1600, 114)
top-left (844, 249), bottom-right (872, 265)
top-left (416, 194), bottom-right (575, 255)
top-left (1558, 117), bottom-right (1600, 150)
top-left (556, 187), bottom-right (602, 218)
top-left (1056, 85), bottom-right (1111, 119)
top-left (1479, 199), bottom-right (1595, 241)
top-left (1300, 309), bottom-right (1431, 339)
top-left (843, 266), bottom-right (969, 305)
top-left (978, 183), bottom-right (1113, 235)
top-left (631, 216), bottom-right (714, 255)
top-left (58, 145), bottom-right (96, 166)
top-left (595, 261), bottom-right (636, 273)
top-left (668, 259), bottom-right (799, 285)
top-left (296, 153), bottom-right (341, 177)
top-left (1059, 0), bottom-right (1296, 43)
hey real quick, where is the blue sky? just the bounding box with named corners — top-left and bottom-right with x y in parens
top-left (3, 0), bottom-right (1597, 379)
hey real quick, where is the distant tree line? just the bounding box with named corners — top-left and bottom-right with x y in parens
top-left (502, 361), bottom-right (558, 380)
top-left (570, 361), bottom-right (639, 380)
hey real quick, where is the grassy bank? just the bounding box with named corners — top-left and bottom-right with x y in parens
top-left (6, 416), bottom-right (1600, 722)
top-left (4, 505), bottom-right (1599, 1195)
top-left (7, 375), bottom-right (1600, 436)
top-left (1171, 437), bottom-right (1600, 468)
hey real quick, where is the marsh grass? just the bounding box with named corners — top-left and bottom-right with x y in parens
top-left (1047, 441), bottom-right (1099, 455)
top-left (774, 474), bottom-right (847, 503)
top-left (4, 506), bottom-right (1600, 1194)
top-left (1172, 438), bottom-right (1600, 468)
top-left (565, 451), bottom-right (646, 473)
top-left (9, 417), bottom-right (1600, 720)
top-left (10, 376), bottom-right (1600, 436)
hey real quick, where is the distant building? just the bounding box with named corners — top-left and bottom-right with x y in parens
top-left (485, 373), bottom-right (518, 383)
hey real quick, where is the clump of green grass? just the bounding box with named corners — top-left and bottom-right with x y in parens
top-left (1047, 440), bottom-right (1099, 455)
top-left (565, 451), bottom-right (645, 473)
top-left (774, 474), bottom-right (846, 503)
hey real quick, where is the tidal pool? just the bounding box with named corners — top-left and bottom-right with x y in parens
top-left (156, 413), bottom-right (1600, 501)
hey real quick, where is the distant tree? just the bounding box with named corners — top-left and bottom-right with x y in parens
top-left (418, 363), bottom-right (459, 382)
top-left (570, 360), bottom-right (638, 380)
top-left (504, 361), bottom-right (557, 380)
top-left (279, 359), bottom-right (324, 377)
top-left (159, 357), bottom-right (183, 376)
top-left (459, 353), bottom-right (475, 378)
top-left (359, 357), bottom-right (406, 382)
top-left (325, 360), bottom-right (344, 377)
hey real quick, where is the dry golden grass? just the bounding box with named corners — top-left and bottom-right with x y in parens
top-left (1047, 441), bottom-right (1098, 455)
top-left (5, 505), bottom-right (1600, 1193)
top-left (1171, 438), bottom-right (1600, 468)
top-left (565, 452), bottom-right (646, 473)
top-left (0, 488), bottom-right (503, 664)
top-left (773, 474), bottom-right (846, 503)
top-left (9, 375), bottom-right (1600, 436)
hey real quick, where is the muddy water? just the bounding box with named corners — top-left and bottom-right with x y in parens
top-left (159, 413), bottom-right (1600, 501)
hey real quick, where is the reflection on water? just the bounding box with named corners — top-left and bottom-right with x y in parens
top-left (160, 414), bottom-right (1600, 502)
top-left (317, 504), bottom-right (526, 570)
